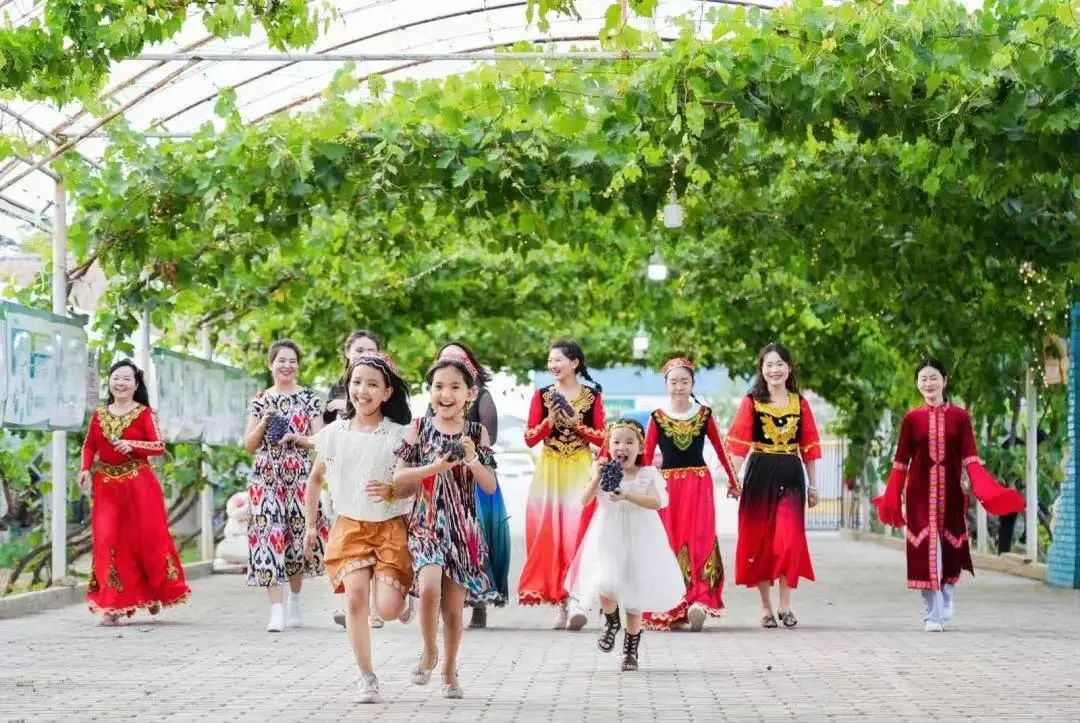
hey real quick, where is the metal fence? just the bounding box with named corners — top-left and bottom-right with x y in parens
top-left (806, 439), bottom-right (846, 531)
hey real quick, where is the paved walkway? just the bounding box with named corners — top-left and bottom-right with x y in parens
top-left (3, 535), bottom-right (1079, 722)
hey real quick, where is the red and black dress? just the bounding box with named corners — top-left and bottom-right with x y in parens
top-left (81, 404), bottom-right (190, 617)
top-left (873, 403), bottom-right (1025, 590)
top-left (641, 405), bottom-right (738, 629)
top-left (727, 393), bottom-right (820, 588)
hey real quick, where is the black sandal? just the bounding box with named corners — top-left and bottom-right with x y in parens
top-left (621, 631), bottom-right (641, 671)
top-left (598, 607), bottom-right (621, 652)
top-left (761, 614), bottom-right (778, 629)
top-left (778, 610), bottom-right (798, 628)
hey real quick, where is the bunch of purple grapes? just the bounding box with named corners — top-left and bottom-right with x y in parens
top-left (599, 460), bottom-right (623, 493)
top-left (265, 413), bottom-right (291, 445)
top-left (435, 436), bottom-right (466, 462)
top-left (551, 392), bottom-right (575, 417)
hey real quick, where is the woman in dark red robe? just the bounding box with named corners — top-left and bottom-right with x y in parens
top-left (79, 360), bottom-right (190, 625)
top-left (727, 343), bottom-right (820, 629)
top-left (874, 358), bottom-right (1025, 632)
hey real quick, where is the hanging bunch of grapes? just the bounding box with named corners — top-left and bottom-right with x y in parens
top-left (265, 413), bottom-right (291, 445)
top-left (599, 460), bottom-right (624, 493)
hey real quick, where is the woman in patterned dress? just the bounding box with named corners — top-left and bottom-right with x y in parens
top-left (727, 343), bottom-right (821, 629)
top-left (79, 360), bottom-right (190, 625)
top-left (243, 339), bottom-right (329, 633)
top-left (386, 349), bottom-right (499, 699)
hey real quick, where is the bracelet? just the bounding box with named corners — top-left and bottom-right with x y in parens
top-left (463, 455), bottom-right (479, 466)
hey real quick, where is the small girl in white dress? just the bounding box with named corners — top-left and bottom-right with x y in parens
top-left (565, 418), bottom-right (684, 671)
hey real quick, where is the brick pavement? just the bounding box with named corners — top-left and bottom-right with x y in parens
top-left (2, 535), bottom-right (1079, 722)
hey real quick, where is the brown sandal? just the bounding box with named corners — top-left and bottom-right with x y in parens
top-left (761, 614), bottom-right (778, 629)
top-left (778, 611), bottom-right (798, 628)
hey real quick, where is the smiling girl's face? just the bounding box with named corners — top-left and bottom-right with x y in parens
top-left (349, 364), bottom-right (391, 418)
top-left (346, 335), bottom-right (380, 366)
top-left (608, 426), bottom-right (642, 470)
top-left (430, 365), bottom-right (473, 420)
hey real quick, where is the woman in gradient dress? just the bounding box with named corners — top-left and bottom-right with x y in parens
top-left (518, 339), bottom-right (605, 629)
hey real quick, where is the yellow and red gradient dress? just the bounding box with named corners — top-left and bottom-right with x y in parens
top-left (727, 393), bottom-right (821, 588)
top-left (642, 404), bottom-right (738, 629)
top-left (517, 384), bottom-right (605, 606)
top-left (81, 404), bottom-right (190, 617)
top-left (873, 403), bottom-right (1024, 590)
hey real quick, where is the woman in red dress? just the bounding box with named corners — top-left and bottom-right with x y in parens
top-left (727, 343), bottom-right (820, 629)
top-left (642, 357), bottom-right (739, 632)
top-left (79, 360), bottom-right (190, 625)
top-left (873, 358), bottom-right (1025, 632)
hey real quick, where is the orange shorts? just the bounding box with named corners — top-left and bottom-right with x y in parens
top-left (323, 515), bottom-right (412, 596)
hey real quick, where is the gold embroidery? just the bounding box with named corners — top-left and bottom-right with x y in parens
top-left (749, 442), bottom-right (801, 455)
top-left (701, 541), bottom-right (724, 590)
top-left (93, 459), bottom-right (147, 482)
top-left (539, 386), bottom-right (597, 457)
top-left (107, 550), bottom-right (124, 592)
top-left (128, 439), bottom-right (165, 452)
top-left (760, 414), bottom-right (799, 446)
top-left (752, 393), bottom-right (799, 417)
top-left (654, 408), bottom-right (710, 451)
top-left (661, 466), bottom-right (709, 480)
top-left (98, 404), bottom-right (146, 441)
top-left (88, 567), bottom-right (100, 593)
top-left (676, 545), bottom-right (692, 589)
top-left (165, 555), bottom-right (180, 582)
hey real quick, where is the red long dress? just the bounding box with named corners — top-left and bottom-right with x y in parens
top-left (82, 404), bottom-right (190, 617)
top-left (518, 385), bottom-right (605, 605)
top-left (641, 405), bottom-right (739, 629)
top-left (873, 404), bottom-right (1025, 590)
top-left (727, 393), bottom-right (821, 588)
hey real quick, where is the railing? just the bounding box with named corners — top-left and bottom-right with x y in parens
top-left (806, 439), bottom-right (846, 531)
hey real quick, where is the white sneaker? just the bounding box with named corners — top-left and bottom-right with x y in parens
top-left (552, 602), bottom-right (568, 630)
top-left (370, 615), bottom-right (385, 629)
top-left (267, 603), bottom-right (285, 633)
top-left (924, 620), bottom-right (944, 633)
top-left (355, 674), bottom-right (379, 704)
top-left (567, 602), bottom-right (587, 631)
top-left (687, 604), bottom-right (708, 632)
top-left (286, 594), bottom-right (303, 628)
top-left (398, 596), bottom-right (414, 624)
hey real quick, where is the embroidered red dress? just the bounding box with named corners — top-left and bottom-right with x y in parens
top-left (873, 404), bottom-right (1025, 590)
top-left (81, 404), bottom-right (190, 617)
top-left (727, 393), bottom-right (820, 588)
top-left (641, 405), bottom-right (738, 629)
top-left (517, 384), bottom-right (605, 605)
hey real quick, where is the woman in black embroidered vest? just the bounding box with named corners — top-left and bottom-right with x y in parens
top-left (727, 343), bottom-right (821, 629)
top-left (641, 357), bottom-right (739, 632)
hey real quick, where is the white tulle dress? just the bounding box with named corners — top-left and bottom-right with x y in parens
top-left (565, 466), bottom-right (685, 614)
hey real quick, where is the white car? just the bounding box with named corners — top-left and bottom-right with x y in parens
top-left (496, 452), bottom-right (534, 487)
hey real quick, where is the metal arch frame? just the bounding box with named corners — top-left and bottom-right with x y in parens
top-left (0, 0), bottom-right (771, 202)
top-left (251, 34), bottom-right (672, 122)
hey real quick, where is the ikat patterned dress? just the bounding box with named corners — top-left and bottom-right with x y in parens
top-left (395, 418), bottom-right (500, 602)
top-left (246, 388), bottom-right (329, 587)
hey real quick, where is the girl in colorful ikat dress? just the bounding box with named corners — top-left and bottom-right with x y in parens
top-left (427, 341), bottom-right (511, 630)
top-left (727, 343), bottom-right (821, 629)
top-left (873, 358), bottom-right (1025, 632)
top-left (244, 340), bottom-right (329, 633)
top-left (566, 419), bottom-right (684, 671)
top-left (79, 360), bottom-right (190, 625)
top-left (642, 357), bottom-right (740, 632)
top-left (302, 353), bottom-right (414, 704)
top-left (518, 339), bottom-right (606, 630)
top-left (382, 349), bottom-right (499, 700)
